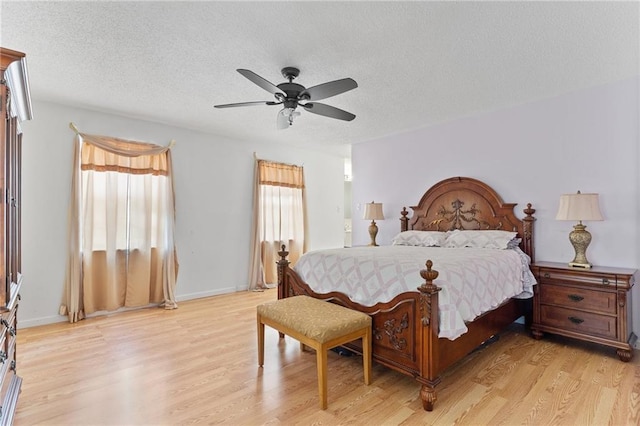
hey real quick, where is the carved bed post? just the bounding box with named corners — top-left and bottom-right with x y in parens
top-left (276, 245), bottom-right (291, 340)
top-left (522, 203), bottom-right (536, 263)
top-left (417, 260), bottom-right (442, 411)
top-left (400, 207), bottom-right (409, 232)
top-left (522, 204), bottom-right (537, 328)
top-left (277, 244), bottom-right (290, 300)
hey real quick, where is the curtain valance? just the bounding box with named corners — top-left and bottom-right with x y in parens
top-left (79, 132), bottom-right (171, 175)
top-left (258, 160), bottom-right (305, 189)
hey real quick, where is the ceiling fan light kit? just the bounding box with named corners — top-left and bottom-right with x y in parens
top-left (214, 67), bottom-right (357, 129)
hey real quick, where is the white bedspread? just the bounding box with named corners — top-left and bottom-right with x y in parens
top-left (293, 246), bottom-right (535, 340)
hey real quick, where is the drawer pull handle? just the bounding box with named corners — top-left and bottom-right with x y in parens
top-left (602, 278), bottom-right (610, 285)
top-left (543, 273), bottom-right (550, 278)
top-left (568, 316), bottom-right (584, 325)
top-left (568, 294), bottom-right (584, 302)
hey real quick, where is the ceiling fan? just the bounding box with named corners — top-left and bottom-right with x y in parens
top-left (214, 67), bottom-right (357, 129)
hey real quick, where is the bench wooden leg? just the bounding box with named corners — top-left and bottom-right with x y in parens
top-left (316, 344), bottom-right (328, 409)
top-left (257, 315), bottom-right (265, 367)
top-left (362, 329), bottom-right (371, 385)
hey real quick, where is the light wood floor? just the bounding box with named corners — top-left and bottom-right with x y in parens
top-left (14, 289), bottom-right (640, 425)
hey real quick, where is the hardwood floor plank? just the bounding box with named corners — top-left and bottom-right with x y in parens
top-left (14, 289), bottom-right (640, 425)
top-left (459, 394), bottom-right (508, 426)
top-left (584, 386), bottom-right (615, 426)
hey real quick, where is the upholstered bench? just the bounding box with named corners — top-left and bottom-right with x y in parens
top-left (257, 295), bottom-right (372, 409)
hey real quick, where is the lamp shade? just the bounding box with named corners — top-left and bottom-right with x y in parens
top-left (363, 202), bottom-right (384, 221)
top-left (556, 192), bottom-right (603, 221)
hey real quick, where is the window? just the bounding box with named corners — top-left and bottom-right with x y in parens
top-left (61, 131), bottom-right (178, 322)
top-left (249, 159), bottom-right (306, 289)
top-left (82, 170), bottom-right (169, 251)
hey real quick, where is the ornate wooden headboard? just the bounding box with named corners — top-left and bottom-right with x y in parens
top-left (400, 177), bottom-right (536, 261)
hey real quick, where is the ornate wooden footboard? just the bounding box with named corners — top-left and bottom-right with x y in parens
top-left (276, 176), bottom-right (536, 411)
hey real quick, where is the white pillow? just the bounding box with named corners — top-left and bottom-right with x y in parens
top-left (392, 231), bottom-right (447, 247)
top-left (444, 230), bottom-right (517, 249)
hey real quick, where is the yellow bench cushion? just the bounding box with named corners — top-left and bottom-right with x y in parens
top-left (257, 295), bottom-right (371, 344)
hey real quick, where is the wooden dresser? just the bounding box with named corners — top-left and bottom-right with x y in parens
top-left (0, 47), bottom-right (32, 425)
top-left (531, 261), bottom-right (637, 361)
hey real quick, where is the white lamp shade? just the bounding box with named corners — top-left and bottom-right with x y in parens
top-left (363, 202), bottom-right (384, 221)
top-left (556, 193), bottom-right (603, 221)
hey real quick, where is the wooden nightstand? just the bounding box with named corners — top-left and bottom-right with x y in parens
top-left (531, 261), bottom-right (637, 361)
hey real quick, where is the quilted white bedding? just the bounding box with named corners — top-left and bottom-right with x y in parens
top-left (293, 246), bottom-right (536, 340)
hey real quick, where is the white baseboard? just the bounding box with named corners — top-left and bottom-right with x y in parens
top-left (21, 315), bottom-right (69, 329)
top-left (176, 287), bottom-right (238, 301)
top-left (19, 286), bottom-right (240, 329)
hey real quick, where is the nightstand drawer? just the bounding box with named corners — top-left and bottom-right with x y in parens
top-left (538, 268), bottom-right (618, 288)
top-left (540, 305), bottom-right (617, 339)
top-left (539, 285), bottom-right (616, 314)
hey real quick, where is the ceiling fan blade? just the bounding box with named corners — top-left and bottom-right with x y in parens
top-left (301, 102), bottom-right (356, 121)
top-left (301, 78), bottom-right (357, 101)
top-left (276, 108), bottom-right (290, 130)
top-left (237, 69), bottom-right (285, 96)
top-left (214, 101), bottom-right (279, 108)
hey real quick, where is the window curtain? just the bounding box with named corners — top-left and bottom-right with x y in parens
top-left (249, 159), bottom-right (306, 290)
top-left (60, 130), bottom-right (178, 323)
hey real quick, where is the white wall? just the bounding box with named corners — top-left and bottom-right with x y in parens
top-left (19, 101), bottom-right (346, 327)
top-left (351, 77), bottom-right (640, 345)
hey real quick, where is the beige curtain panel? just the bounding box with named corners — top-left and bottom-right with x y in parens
top-left (61, 130), bottom-right (178, 323)
top-left (249, 158), bottom-right (307, 290)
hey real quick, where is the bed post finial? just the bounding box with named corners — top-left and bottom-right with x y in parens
top-left (278, 244), bottom-right (289, 260)
top-left (420, 260), bottom-right (438, 282)
top-left (400, 207), bottom-right (409, 232)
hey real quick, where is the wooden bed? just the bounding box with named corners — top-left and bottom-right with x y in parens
top-left (276, 176), bottom-right (536, 411)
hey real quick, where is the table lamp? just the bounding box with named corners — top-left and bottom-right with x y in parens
top-left (555, 191), bottom-right (603, 268)
top-left (363, 201), bottom-right (384, 246)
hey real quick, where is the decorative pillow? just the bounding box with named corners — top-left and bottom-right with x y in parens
top-left (444, 230), bottom-right (518, 249)
top-left (392, 231), bottom-right (447, 247)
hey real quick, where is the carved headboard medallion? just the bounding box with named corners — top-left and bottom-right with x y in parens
top-left (428, 199), bottom-right (498, 231)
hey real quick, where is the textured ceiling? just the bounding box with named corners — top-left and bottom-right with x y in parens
top-left (1, 1), bottom-right (638, 155)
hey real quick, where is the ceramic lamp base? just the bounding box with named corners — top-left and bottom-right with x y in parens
top-left (568, 223), bottom-right (592, 268)
top-left (368, 221), bottom-right (379, 246)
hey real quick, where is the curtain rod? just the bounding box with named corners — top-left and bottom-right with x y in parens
top-left (69, 122), bottom-right (176, 148)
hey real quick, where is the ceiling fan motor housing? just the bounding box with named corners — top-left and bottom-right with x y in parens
top-left (277, 82), bottom-right (307, 102)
